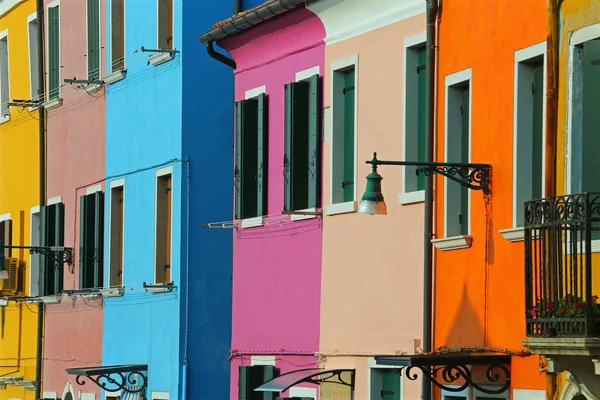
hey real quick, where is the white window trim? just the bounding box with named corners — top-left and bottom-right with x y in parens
top-left (42, 392), bottom-right (58, 400)
top-left (62, 382), bottom-right (74, 400)
top-left (250, 355), bottom-right (275, 366)
top-left (324, 200), bottom-right (357, 216)
top-left (151, 392), bottom-right (169, 400)
top-left (511, 41), bottom-right (547, 229)
top-left (0, 0), bottom-right (25, 17)
top-left (85, 0), bottom-right (102, 80)
top-left (48, 195), bottom-right (62, 205)
top-left (109, 0), bottom-right (126, 74)
top-left (367, 357), bottom-right (404, 400)
top-left (80, 393), bottom-right (96, 400)
top-left (512, 389), bottom-right (545, 400)
top-left (0, 212), bottom-right (11, 222)
top-left (154, 166), bottom-right (173, 285)
top-left (443, 68), bottom-right (472, 238)
top-left (400, 32), bottom-right (426, 204)
top-left (290, 207), bottom-right (317, 221)
top-left (244, 85), bottom-right (266, 100)
top-left (289, 387), bottom-right (317, 399)
top-left (107, 179), bottom-right (125, 290)
top-left (155, 0), bottom-right (174, 48)
top-left (328, 54), bottom-right (358, 209)
top-left (149, 0), bottom-right (174, 66)
top-left (432, 234), bottom-right (472, 251)
top-left (86, 184), bottom-right (102, 195)
top-left (0, 28), bottom-right (10, 124)
top-left (296, 66), bottom-right (320, 82)
top-left (26, 12), bottom-right (39, 104)
top-left (45, 0), bottom-right (61, 102)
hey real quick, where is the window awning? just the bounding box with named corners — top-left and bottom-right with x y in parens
top-left (375, 353), bottom-right (511, 395)
top-left (65, 364), bottom-right (147, 394)
top-left (255, 368), bottom-right (355, 393)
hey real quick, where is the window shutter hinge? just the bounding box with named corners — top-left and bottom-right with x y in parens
top-left (417, 64), bottom-right (426, 73)
top-left (342, 86), bottom-right (355, 94)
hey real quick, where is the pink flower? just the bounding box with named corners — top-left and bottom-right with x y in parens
top-left (593, 295), bottom-right (598, 301)
top-left (561, 305), bottom-right (568, 313)
top-left (576, 303), bottom-right (585, 309)
top-left (530, 307), bottom-right (539, 318)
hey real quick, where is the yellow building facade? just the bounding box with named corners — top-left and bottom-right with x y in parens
top-left (0, 0), bottom-right (42, 399)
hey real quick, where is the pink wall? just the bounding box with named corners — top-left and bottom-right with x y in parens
top-left (43, 0), bottom-right (105, 395)
top-left (220, 8), bottom-right (325, 399)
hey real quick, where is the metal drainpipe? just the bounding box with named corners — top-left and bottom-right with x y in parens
top-left (234, 0), bottom-right (242, 14)
top-left (422, 0), bottom-right (439, 399)
top-left (205, 41), bottom-right (236, 69)
top-left (35, 0), bottom-right (46, 398)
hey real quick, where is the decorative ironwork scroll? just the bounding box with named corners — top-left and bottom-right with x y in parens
top-left (70, 366), bottom-right (148, 394)
top-left (418, 164), bottom-right (492, 195)
top-left (28, 246), bottom-right (73, 266)
top-left (303, 369), bottom-right (354, 389)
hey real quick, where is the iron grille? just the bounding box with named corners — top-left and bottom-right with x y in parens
top-left (524, 193), bottom-right (600, 337)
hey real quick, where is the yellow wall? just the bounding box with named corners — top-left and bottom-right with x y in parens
top-left (0, 0), bottom-right (42, 399)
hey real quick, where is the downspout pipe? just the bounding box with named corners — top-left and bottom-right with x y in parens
top-left (422, 0), bottom-right (439, 399)
top-left (205, 41), bottom-right (236, 69)
top-left (35, 0), bottom-right (46, 398)
top-left (234, 0), bottom-right (242, 14)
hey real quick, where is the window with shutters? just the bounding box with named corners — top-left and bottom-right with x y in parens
top-left (0, 217), bottom-right (16, 294)
top-left (235, 92), bottom-right (268, 222)
top-left (369, 368), bottom-right (401, 400)
top-left (0, 29), bottom-right (9, 120)
top-left (327, 55), bottom-right (357, 215)
top-left (155, 170), bottom-right (172, 284)
top-left (441, 386), bottom-right (508, 400)
top-left (512, 43), bottom-right (546, 229)
top-left (284, 71), bottom-right (321, 215)
top-left (0, 218), bottom-right (13, 257)
top-left (157, 0), bottom-right (173, 50)
top-left (41, 203), bottom-right (65, 296)
top-left (444, 70), bottom-right (471, 238)
top-left (110, 0), bottom-right (125, 72)
top-left (47, 2), bottom-right (60, 100)
top-left (401, 38), bottom-right (427, 203)
top-left (80, 192), bottom-right (104, 290)
top-left (27, 14), bottom-right (40, 103)
top-left (30, 208), bottom-right (41, 297)
top-left (109, 183), bottom-right (124, 288)
top-left (238, 365), bottom-right (275, 400)
top-left (87, 0), bottom-right (101, 80)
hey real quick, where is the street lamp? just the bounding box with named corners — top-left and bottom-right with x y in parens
top-left (357, 152), bottom-right (492, 215)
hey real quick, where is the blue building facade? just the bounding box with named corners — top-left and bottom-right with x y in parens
top-left (102, 0), bottom-right (234, 398)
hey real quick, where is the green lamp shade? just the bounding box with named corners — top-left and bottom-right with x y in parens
top-left (357, 169), bottom-right (387, 215)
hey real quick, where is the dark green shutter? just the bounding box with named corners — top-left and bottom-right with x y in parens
top-left (460, 87), bottom-right (469, 235)
top-left (79, 196), bottom-right (87, 288)
top-left (417, 48), bottom-right (427, 191)
top-left (382, 369), bottom-right (401, 400)
top-left (54, 203), bottom-right (65, 294)
top-left (39, 207), bottom-right (47, 296)
top-left (262, 366), bottom-right (274, 400)
top-left (87, 0), bottom-right (100, 80)
top-left (308, 74), bottom-right (321, 208)
top-left (532, 62), bottom-right (544, 201)
top-left (284, 84), bottom-right (293, 211)
top-left (242, 99), bottom-right (259, 219)
top-left (582, 39), bottom-right (600, 194)
top-left (238, 366), bottom-right (249, 400)
top-left (235, 101), bottom-right (243, 219)
top-left (238, 366), bottom-right (275, 400)
top-left (292, 82), bottom-right (309, 211)
top-left (48, 6), bottom-right (60, 100)
top-left (256, 94), bottom-right (267, 217)
top-left (343, 69), bottom-right (355, 202)
top-left (94, 192), bottom-right (104, 288)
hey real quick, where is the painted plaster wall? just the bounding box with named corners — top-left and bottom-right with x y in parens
top-left (43, 0), bottom-right (106, 395)
top-left (218, 8), bottom-right (325, 399)
top-left (316, 11), bottom-right (426, 400)
top-left (0, 1), bottom-right (42, 399)
top-left (434, 0), bottom-right (546, 391)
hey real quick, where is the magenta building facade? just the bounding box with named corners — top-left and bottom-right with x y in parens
top-left (212, 5), bottom-right (326, 399)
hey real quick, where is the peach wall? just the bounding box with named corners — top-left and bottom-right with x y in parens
top-left (320, 14), bottom-right (425, 400)
top-left (434, 0), bottom-right (546, 391)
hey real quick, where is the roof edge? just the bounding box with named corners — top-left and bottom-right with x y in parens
top-left (198, 0), bottom-right (307, 44)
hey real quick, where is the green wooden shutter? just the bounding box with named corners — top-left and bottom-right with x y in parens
top-left (54, 203), bottom-right (65, 294)
top-left (94, 192), bottom-right (104, 288)
top-left (39, 206), bottom-right (47, 296)
top-left (582, 39), bottom-right (600, 194)
top-left (382, 369), bottom-right (401, 400)
top-left (417, 48), bottom-right (427, 191)
top-left (87, 0), bottom-right (100, 80)
top-left (308, 74), bottom-right (321, 208)
top-left (343, 69), bottom-right (355, 202)
top-left (256, 94), bottom-right (267, 217)
top-left (242, 99), bottom-right (259, 219)
top-left (292, 82), bottom-right (309, 210)
top-left (48, 6), bottom-right (60, 100)
top-left (238, 366), bottom-right (249, 400)
top-left (79, 196), bottom-right (87, 288)
top-left (235, 101), bottom-right (243, 219)
top-left (262, 366), bottom-right (274, 400)
top-left (284, 84), bottom-right (293, 211)
top-left (532, 63), bottom-right (544, 201)
top-left (460, 87), bottom-right (470, 235)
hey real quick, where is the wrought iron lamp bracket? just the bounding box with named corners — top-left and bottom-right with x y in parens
top-left (9, 99), bottom-right (41, 111)
top-left (366, 152), bottom-right (492, 195)
top-left (74, 370), bottom-right (147, 394)
top-left (0, 243), bottom-right (73, 266)
top-left (397, 363), bottom-right (510, 395)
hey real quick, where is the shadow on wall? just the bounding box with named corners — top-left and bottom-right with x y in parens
top-left (442, 283), bottom-right (484, 347)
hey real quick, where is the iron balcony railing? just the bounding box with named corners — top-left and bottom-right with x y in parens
top-left (524, 193), bottom-right (600, 337)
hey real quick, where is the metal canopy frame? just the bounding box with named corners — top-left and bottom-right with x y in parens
top-left (65, 364), bottom-right (148, 394)
top-left (375, 353), bottom-right (511, 395)
top-left (255, 368), bottom-right (355, 393)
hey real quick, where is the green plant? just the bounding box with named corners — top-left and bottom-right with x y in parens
top-left (529, 295), bottom-right (600, 319)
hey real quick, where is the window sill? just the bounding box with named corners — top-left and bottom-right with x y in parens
top-left (84, 83), bottom-right (104, 93)
top-left (148, 52), bottom-right (174, 66)
top-left (100, 287), bottom-right (124, 298)
top-left (0, 115), bottom-right (9, 125)
top-left (241, 216), bottom-right (264, 229)
top-left (324, 201), bottom-right (357, 216)
top-left (103, 69), bottom-right (127, 85)
top-left (499, 227), bottom-right (524, 242)
top-left (39, 294), bottom-right (62, 304)
top-left (0, 299), bottom-right (7, 306)
top-left (290, 207), bottom-right (317, 221)
top-left (431, 235), bottom-right (473, 251)
top-left (144, 282), bottom-right (175, 293)
top-left (43, 98), bottom-right (63, 110)
top-left (398, 190), bottom-right (425, 205)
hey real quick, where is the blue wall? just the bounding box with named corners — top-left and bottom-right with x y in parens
top-left (103, 0), bottom-right (233, 398)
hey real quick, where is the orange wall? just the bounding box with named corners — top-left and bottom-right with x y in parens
top-left (434, 0), bottom-right (546, 390)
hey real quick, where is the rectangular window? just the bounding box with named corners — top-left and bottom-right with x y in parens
top-left (445, 71), bottom-right (471, 237)
top-left (284, 73), bottom-right (321, 212)
top-left (28, 15), bottom-right (40, 102)
top-left (238, 366), bottom-right (275, 400)
top-left (235, 93), bottom-right (268, 220)
top-left (47, 3), bottom-right (60, 100)
top-left (441, 387), bottom-right (468, 400)
top-left (110, 0), bottom-right (125, 72)
top-left (41, 203), bottom-right (65, 296)
top-left (0, 218), bottom-right (16, 293)
top-left (80, 192), bottom-right (104, 289)
top-left (155, 172), bottom-right (171, 283)
top-left (0, 30), bottom-right (9, 118)
top-left (514, 44), bottom-right (545, 227)
top-left (331, 57), bottom-right (357, 206)
top-left (370, 368), bottom-right (401, 400)
top-left (0, 219), bottom-right (12, 257)
top-left (109, 184), bottom-right (124, 288)
top-left (30, 208), bottom-right (40, 297)
top-left (404, 43), bottom-right (427, 194)
top-left (87, 0), bottom-right (100, 80)
top-left (157, 0), bottom-right (173, 50)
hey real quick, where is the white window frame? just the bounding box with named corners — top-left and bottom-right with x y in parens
top-left (155, 0), bottom-right (173, 48)
top-left (367, 358), bottom-right (404, 400)
top-left (45, 0), bottom-right (61, 101)
top-left (0, 28), bottom-right (10, 123)
top-left (512, 389), bottom-right (545, 400)
top-left (30, 206), bottom-right (40, 297)
top-left (108, 179), bottom-right (125, 289)
top-left (0, 0), bottom-right (25, 17)
top-left (80, 394), bottom-right (96, 400)
top-left (108, 0), bottom-right (126, 74)
top-left (443, 68), bottom-right (472, 239)
top-left (154, 166), bottom-right (173, 285)
top-left (151, 392), bottom-right (169, 400)
top-left (85, 0), bottom-right (102, 80)
top-left (289, 387), bottom-right (317, 399)
top-left (400, 31), bottom-right (427, 206)
top-left (0, 212), bottom-right (11, 222)
top-left (27, 12), bottom-right (40, 104)
top-left (250, 355), bottom-right (275, 366)
top-left (42, 392), bottom-right (58, 400)
top-left (325, 53), bottom-right (359, 216)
